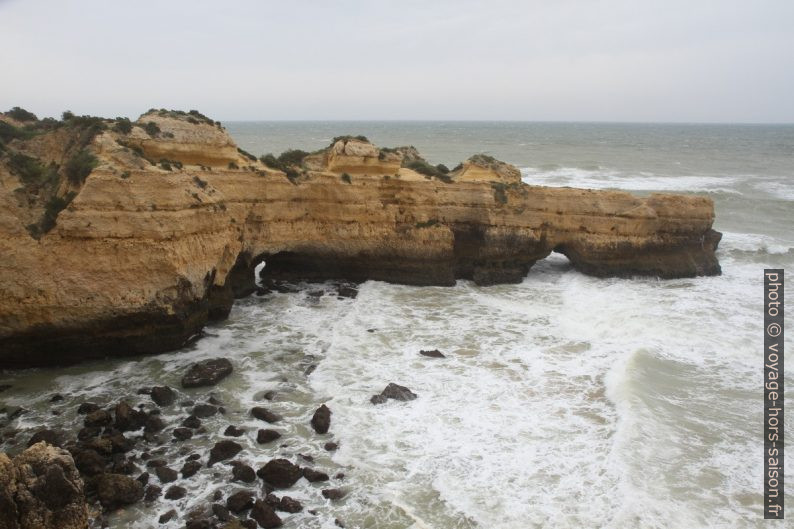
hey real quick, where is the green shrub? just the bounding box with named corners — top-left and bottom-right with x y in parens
top-left (159, 159), bottom-right (182, 171)
top-left (28, 192), bottom-right (77, 238)
top-left (120, 171), bottom-right (130, 179)
top-left (113, 118), bottom-right (132, 134)
top-left (7, 106), bottom-right (37, 122)
top-left (278, 149), bottom-right (309, 166)
top-left (65, 150), bottom-right (98, 185)
top-left (160, 161), bottom-right (172, 171)
top-left (61, 110), bottom-right (75, 121)
top-left (436, 164), bottom-right (450, 174)
top-left (491, 182), bottom-right (508, 205)
top-left (415, 219), bottom-right (439, 229)
top-left (237, 147), bottom-right (257, 161)
top-left (0, 121), bottom-right (34, 144)
top-left (403, 159), bottom-right (453, 183)
top-left (8, 153), bottom-right (57, 185)
top-left (144, 121), bottom-right (160, 137)
top-left (332, 135), bottom-right (368, 144)
top-left (341, 172), bottom-right (352, 184)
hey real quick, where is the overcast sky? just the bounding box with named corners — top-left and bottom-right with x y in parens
top-left (1, 0), bottom-right (792, 122)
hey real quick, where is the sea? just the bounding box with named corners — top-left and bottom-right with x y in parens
top-left (1, 122), bottom-right (792, 529)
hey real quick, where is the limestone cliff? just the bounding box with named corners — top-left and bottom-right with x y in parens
top-left (0, 109), bottom-right (721, 368)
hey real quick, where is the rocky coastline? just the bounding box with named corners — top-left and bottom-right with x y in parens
top-left (0, 108), bottom-right (721, 369)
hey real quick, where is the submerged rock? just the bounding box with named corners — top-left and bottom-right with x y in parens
top-left (150, 386), bottom-right (176, 406)
top-left (181, 358), bottom-right (234, 388)
top-left (321, 488), bottom-right (346, 500)
top-left (181, 460), bottom-right (202, 478)
top-left (224, 425), bottom-right (245, 437)
top-left (251, 407), bottom-right (282, 423)
top-left (370, 383), bottom-right (418, 404)
top-left (419, 349), bottom-right (446, 358)
top-left (310, 404), bottom-right (331, 434)
top-left (302, 467), bottom-right (329, 482)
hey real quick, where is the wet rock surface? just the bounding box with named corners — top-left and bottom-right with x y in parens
top-left (370, 383), bottom-right (418, 404)
top-left (310, 404), bottom-right (331, 434)
top-left (181, 358), bottom-right (234, 388)
top-left (257, 459), bottom-right (303, 488)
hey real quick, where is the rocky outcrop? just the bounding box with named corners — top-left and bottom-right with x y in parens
top-left (0, 109), bottom-right (721, 368)
top-left (0, 442), bottom-right (88, 529)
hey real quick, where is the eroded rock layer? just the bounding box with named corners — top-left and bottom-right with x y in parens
top-left (0, 110), bottom-right (721, 367)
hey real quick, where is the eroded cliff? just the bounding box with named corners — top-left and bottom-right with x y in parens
top-left (0, 109), bottom-right (721, 367)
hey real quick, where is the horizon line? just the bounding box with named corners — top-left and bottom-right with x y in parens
top-left (220, 118), bottom-right (794, 126)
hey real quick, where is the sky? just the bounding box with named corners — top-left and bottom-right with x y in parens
top-left (1, 0), bottom-right (792, 123)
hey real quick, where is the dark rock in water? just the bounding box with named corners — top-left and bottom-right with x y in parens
top-left (144, 485), bottom-right (161, 502)
top-left (27, 428), bottom-right (64, 448)
top-left (241, 520), bottom-right (257, 529)
top-left (262, 390), bottom-right (276, 400)
top-left (334, 472), bottom-right (345, 480)
top-left (224, 425), bottom-right (245, 437)
top-left (84, 409), bottom-right (112, 427)
top-left (337, 285), bottom-right (358, 298)
top-left (304, 364), bottom-right (317, 376)
top-left (256, 429), bottom-right (281, 444)
top-left (226, 490), bottom-right (254, 513)
top-left (143, 415), bottom-right (165, 433)
top-left (111, 456), bottom-right (137, 475)
top-left (185, 520), bottom-right (211, 529)
top-left (231, 461), bottom-right (256, 483)
top-left (208, 395), bottom-right (223, 405)
top-left (366, 328), bottom-right (376, 333)
top-left (72, 448), bottom-right (107, 476)
top-left (150, 386), bottom-right (176, 406)
top-left (251, 407), bottom-right (282, 423)
top-left (193, 404), bottom-right (218, 418)
top-left (158, 509), bottom-right (177, 523)
top-left (212, 502), bottom-right (231, 521)
top-left (257, 459), bottom-right (302, 488)
top-left (324, 442), bottom-right (338, 451)
top-left (187, 453), bottom-right (201, 461)
top-left (77, 402), bottom-right (99, 415)
top-left (182, 415), bottom-right (202, 429)
top-left (310, 404), bottom-right (332, 434)
top-left (213, 489), bottom-right (223, 501)
top-left (49, 393), bottom-right (64, 402)
top-left (279, 495), bottom-right (302, 513)
top-left (264, 492), bottom-right (281, 507)
top-left (136, 472), bottom-right (149, 485)
top-left (146, 459), bottom-right (166, 468)
top-left (370, 383), bottom-right (417, 404)
top-left (181, 358), bottom-right (233, 388)
top-left (307, 289), bottom-right (324, 298)
top-left (251, 500), bottom-right (283, 528)
top-left (114, 401), bottom-right (146, 431)
top-left (155, 465), bottom-right (178, 483)
top-left (335, 519), bottom-right (346, 528)
top-left (77, 426), bottom-right (100, 441)
top-left (299, 453), bottom-right (313, 462)
top-left (419, 349), bottom-right (446, 358)
top-left (181, 460), bottom-right (202, 478)
top-left (208, 440), bottom-right (242, 466)
top-left (322, 488), bottom-right (346, 500)
top-left (164, 485), bottom-right (187, 500)
top-left (172, 427), bottom-right (193, 441)
top-left (302, 467), bottom-right (329, 482)
top-left (180, 400), bottom-right (195, 407)
top-left (105, 431), bottom-right (133, 453)
top-left (96, 473), bottom-right (144, 509)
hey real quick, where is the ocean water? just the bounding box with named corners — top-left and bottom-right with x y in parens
top-left (1, 122), bottom-right (792, 529)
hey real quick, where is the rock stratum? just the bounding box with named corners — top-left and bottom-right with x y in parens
top-left (0, 109), bottom-right (721, 368)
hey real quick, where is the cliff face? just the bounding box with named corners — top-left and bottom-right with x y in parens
top-left (0, 110), bottom-right (721, 368)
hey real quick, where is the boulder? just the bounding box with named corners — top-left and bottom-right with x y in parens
top-left (224, 425), bottom-right (245, 437)
top-left (172, 427), bottom-right (193, 441)
top-left (250, 500), bottom-right (283, 528)
top-left (181, 460), bottom-right (202, 478)
top-left (226, 490), bottom-right (254, 513)
top-left (419, 349), bottom-right (446, 358)
top-left (278, 496), bottom-right (302, 513)
top-left (302, 467), bottom-right (329, 482)
top-left (182, 415), bottom-right (202, 429)
top-left (310, 404), bottom-right (331, 434)
top-left (208, 440), bottom-right (242, 467)
top-left (257, 459), bottom-right (302, 488)
top-left (158, 509), bottom-right (177, 523)
top-left (321, 488), bottom-right (346, 500)
top-left (0, 443), bottom-right (88, 529)
top-left (256, 429), bottom-right (281, 444)
top-left (370, 383), bottom-right (417, 404)
top-left (164, 485), bottom-right (186, 500)
top-left (154, 466), bottom-right (178, 483)
top-left (150, 385), bottom-right (176, 406)
top-left (26, 429), bottom-right (64, 448)
top-left (83, 409), bottom-right (112, 427)
top-left (192, 404), bottom-right (218, 418)
top-left (231, 462), bottom-right (256, 483)
top-left (114, 401), bottom-right (146, 431)
top-left (181, 358), bottom-right (233, 388)
top-left (95, 473), bottom-right (144, 510)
